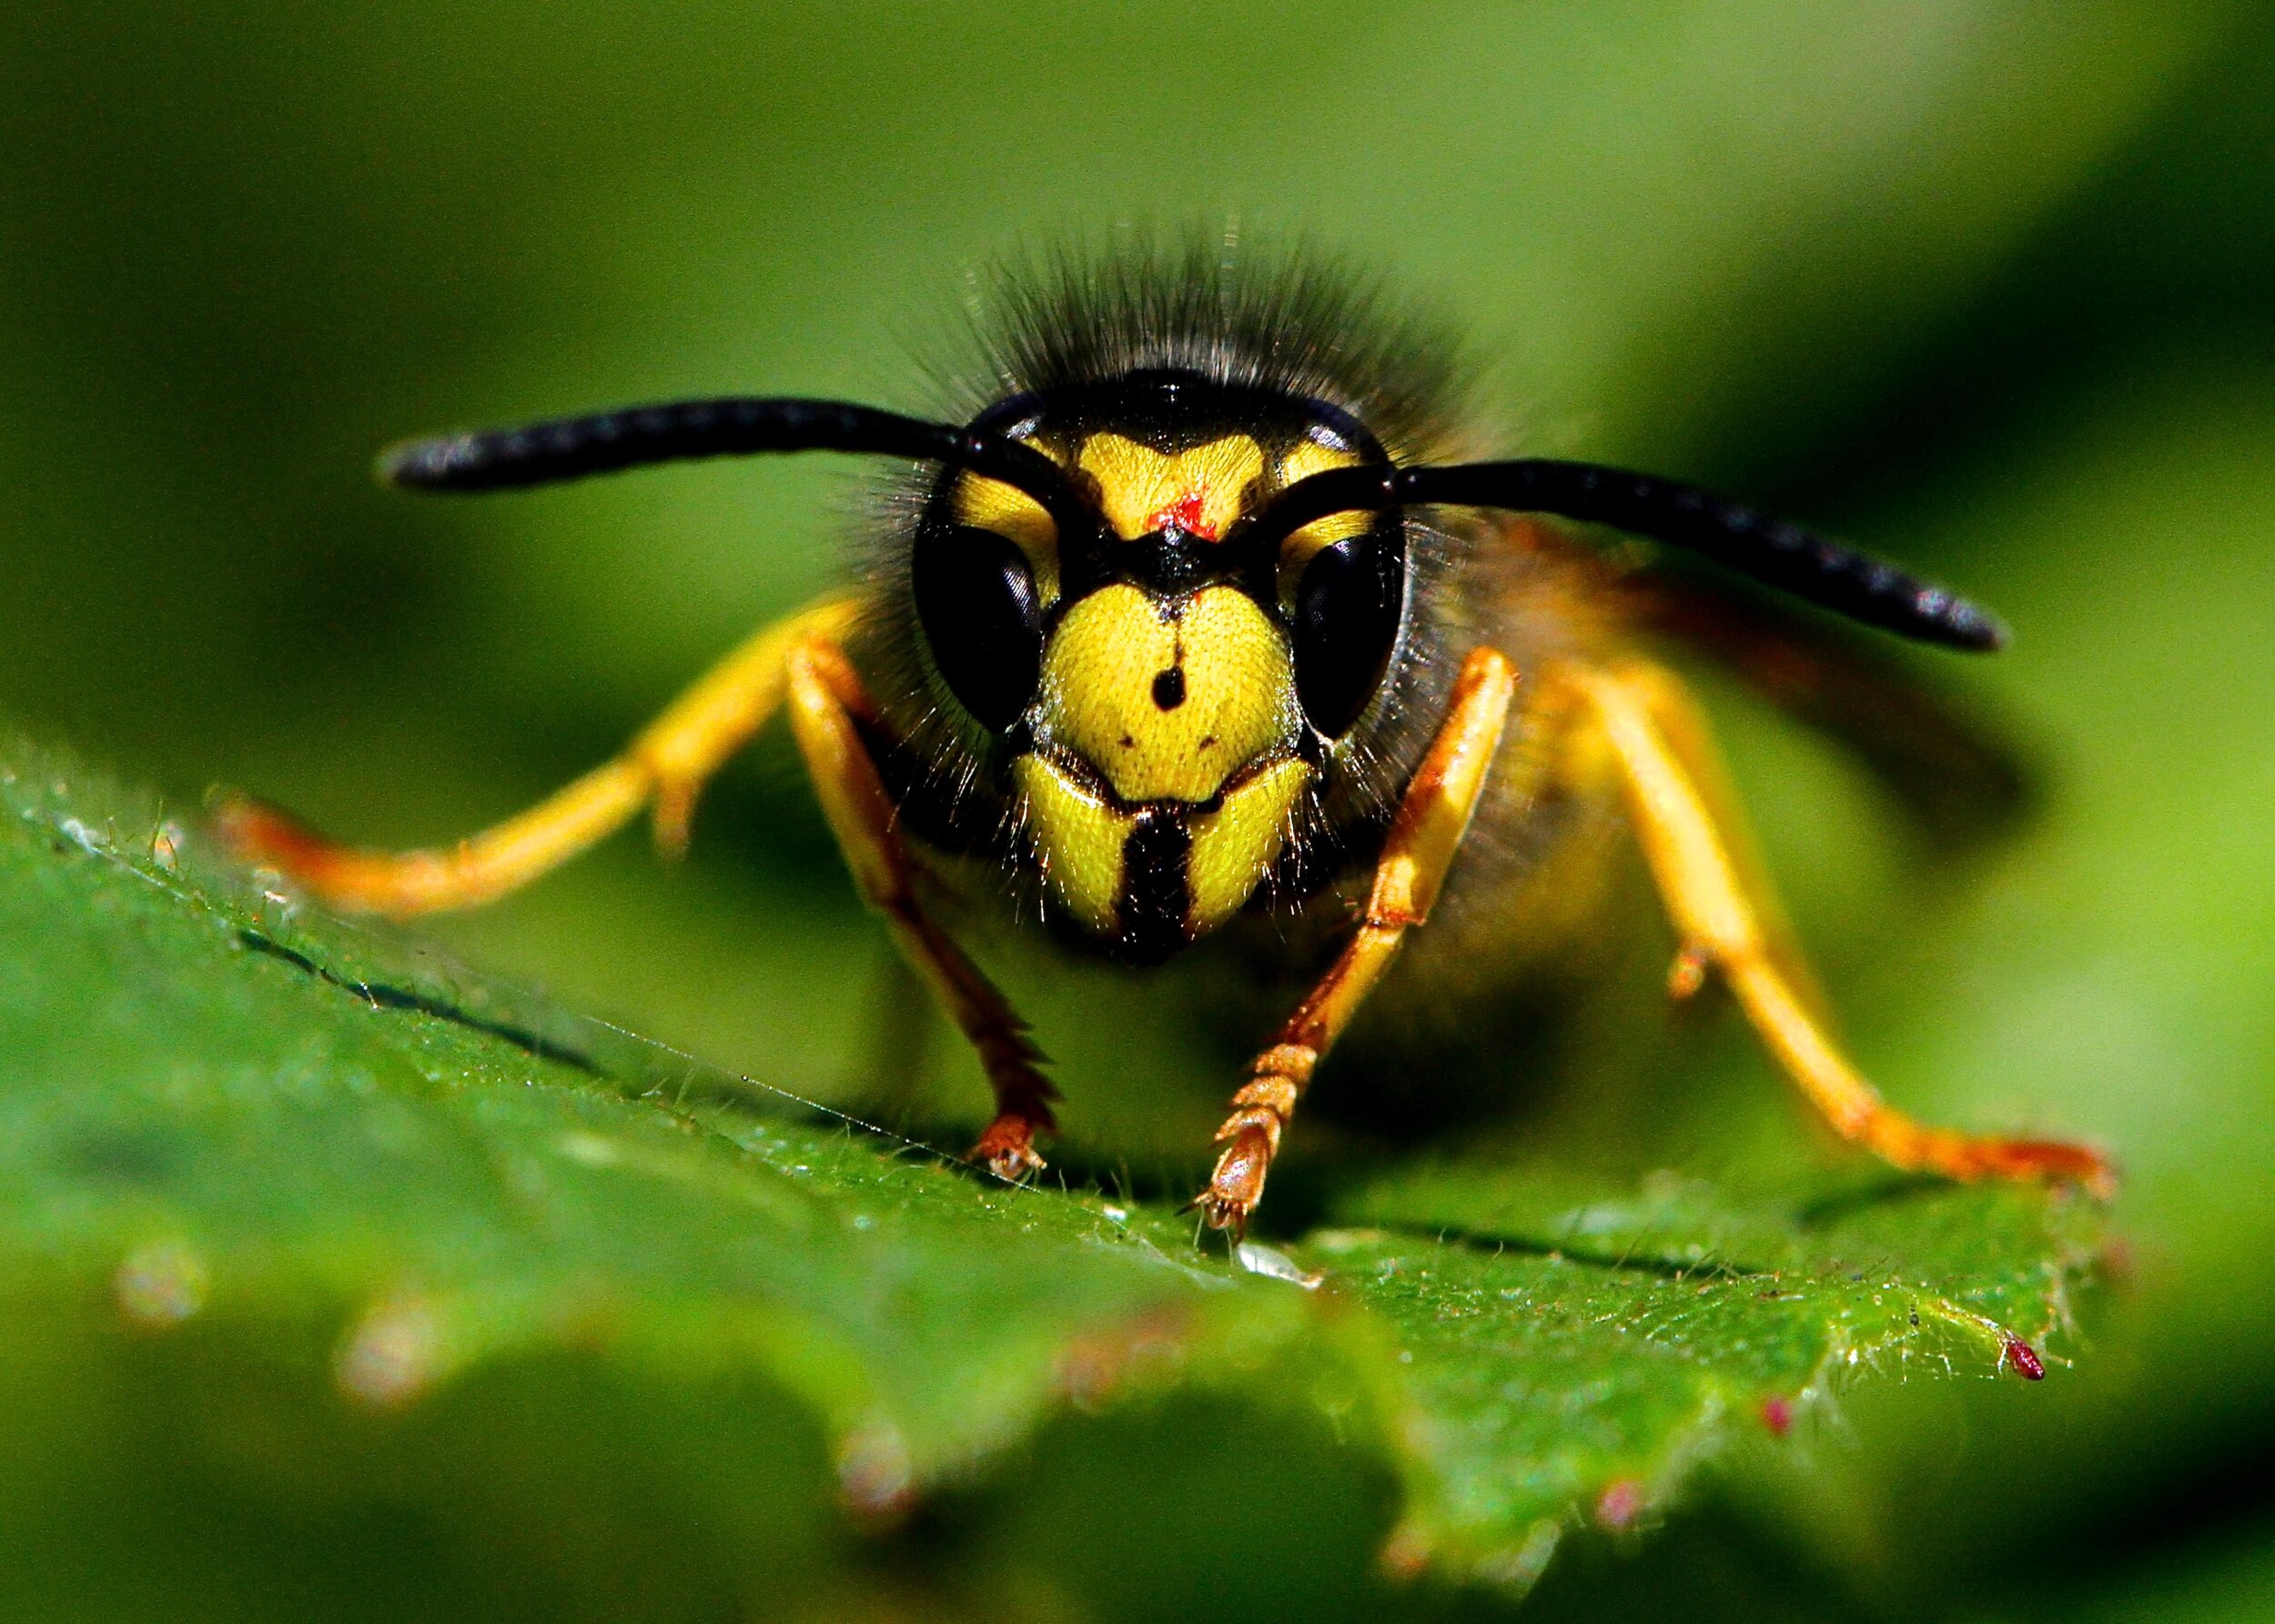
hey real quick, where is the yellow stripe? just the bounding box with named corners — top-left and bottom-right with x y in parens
top-left (1272, 438), bottom-right (1372, 607)
top-left (1038, 584), bottom-right (1296, 804)
top-left (953, 473), bottom-right (1059, 603)
top-left (1077, 432), bottom-right (1264, 540)
top-left (1012, 753), bottom-right (1130, 934)
top-left (1187, 759), bottom-right (1312, 934)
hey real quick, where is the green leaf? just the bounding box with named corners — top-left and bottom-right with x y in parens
top-left (1320, 1163), bottom-right (2098, 1586)
top-left (0, 741), bottom-right (2102, 1609)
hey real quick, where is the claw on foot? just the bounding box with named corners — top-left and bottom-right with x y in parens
top-left (1987, 1138), bottom-right (2118, 1201)
top-left (209, 792), bottom-right (318, 874)
top-left (1875, 1118), bottom-right (2119, 1201)
top-left (1192, 1124), bottom-right (1272, 1238)
top-left (969, 1113), bottom-right (1047, 1182)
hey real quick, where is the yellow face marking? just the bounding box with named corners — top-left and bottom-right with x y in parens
top-left (1273, 436), bottom-right (1372, 608)
top-left (953, 472), bottom-right (1059, 602)
top-left (1187, 759), bottom-right (1313, 935)
top-left (1277, 436), bottom-right (1367, 489)
top-left (1011, 753), bottom-right (1129, 934)
top-left (1037, 583), bottom-right (1297, 804)
top-left (1077, 433), bottom-right (1265, 541)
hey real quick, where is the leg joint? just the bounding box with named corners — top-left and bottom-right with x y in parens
top-left (1213, 1108), bottom-right (1284, 1151)
top-left (1228, 1075), bottom-right (1300, 1119)
top-left (1249, 1043), bottom-right (1319, 1088)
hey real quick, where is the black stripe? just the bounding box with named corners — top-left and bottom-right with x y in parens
top-left (1115, 812), bottom-right (1193, 965)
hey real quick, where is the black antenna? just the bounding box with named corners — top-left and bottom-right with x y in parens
top-left (379, 396), bottom-right (1087, 536)
top-left (1247, 459), bottom-right (2006, 651)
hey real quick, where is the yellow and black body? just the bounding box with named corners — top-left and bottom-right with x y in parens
top-left (218, 240), bottom-right (2112, 1233)
top-left (872, 371), bottom-right (1445, 966)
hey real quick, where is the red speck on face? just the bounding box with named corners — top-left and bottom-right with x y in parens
top-left (2003, 1334), bottom-right (2046, 1381)
top-left (1760, 1397), bottom-right (1794, 1436)
top-left (1594, 1478), bottom-right (1644, 1531)
top-left (1150, 489), bottom-right (1215, 540)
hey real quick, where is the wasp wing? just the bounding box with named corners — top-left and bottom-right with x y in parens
top-left (1622, 564), bottom-right (2041, 859)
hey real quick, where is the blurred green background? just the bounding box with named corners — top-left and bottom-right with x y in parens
top-left (5, 1), bottom-right (2275, 1618)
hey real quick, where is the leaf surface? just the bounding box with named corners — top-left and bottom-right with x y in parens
top-left (0, 744), bottom-right (2100, 1605)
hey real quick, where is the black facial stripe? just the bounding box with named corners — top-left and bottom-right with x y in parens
top-left (978, 370), bottom-right (1388, 464)
top-left (1116, 812), bottom-right (1192, 965)
top-left (942, 372), bottom-right (1400, 618)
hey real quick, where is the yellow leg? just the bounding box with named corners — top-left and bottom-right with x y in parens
top-left (781, 633), bottom-right (1057, 1179)
top-left (1563, 658), bottom-right (2113, 1195)
top-left (1196, 647), bottom-right (1520, 1234)
top-left (1610, 660), bottom-right (1825, 1016)
top-left (215, 598), bottom-right (859, 914)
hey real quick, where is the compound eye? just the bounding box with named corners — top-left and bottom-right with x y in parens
top-left (1291, 523), bottom-right (1406, 737)
top-left (912, 522), bottom-right (1044, 732)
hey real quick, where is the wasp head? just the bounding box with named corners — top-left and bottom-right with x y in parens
top-left (910, 370), bottom-right (1410, 961)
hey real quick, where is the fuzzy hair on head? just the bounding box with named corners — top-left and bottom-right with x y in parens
top-left (925, 228), bottom-right (1473, 459)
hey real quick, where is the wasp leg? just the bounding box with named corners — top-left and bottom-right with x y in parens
top-left (781, 632), bottom-right (1057, 1181)
top-left (1562, 658), bottom-right (2114, 1195)
top-left (1195, 648), bottom-right (1520, 1236)
top-left (216, 598), bottom-right (862, 914)
top-left (1606, 658), bottom-right (1827, 1020)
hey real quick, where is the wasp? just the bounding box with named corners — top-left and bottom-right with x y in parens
top-left (219, 240), bottom-right (2111, 1234)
